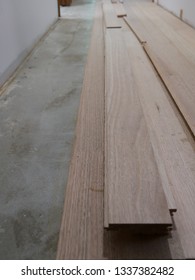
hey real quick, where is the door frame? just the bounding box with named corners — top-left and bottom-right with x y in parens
top-left (57, 0), bottom-right (61, 17)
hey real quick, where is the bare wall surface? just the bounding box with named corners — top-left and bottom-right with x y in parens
top-left (0, 0), bottom-right (58, 87)
top-left (156, 0), bottom-right (195, 28)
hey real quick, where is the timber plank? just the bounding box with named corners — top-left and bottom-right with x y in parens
top-left (122, 24), bottom-right (195, 259)
top-left (136, 2), bottom-right (195, 65)
top-left (57, 2), bottom-right (105, 259)
top-left (122, 35), bottom-right (174, 214)
top-left (124, 2), bottom-right (195, 136)
top-left (57, 0), bottom-right (185, 260)
top-left (103, 2), bottom-right (122, 28)
top-left (105, 28), bottom-right (171, 230)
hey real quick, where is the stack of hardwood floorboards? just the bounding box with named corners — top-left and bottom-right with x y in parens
top-left (57, 0), bottom-right (195, 260)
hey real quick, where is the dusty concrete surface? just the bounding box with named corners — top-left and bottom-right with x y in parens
top-left (0, 0), bottom-right (96, 259)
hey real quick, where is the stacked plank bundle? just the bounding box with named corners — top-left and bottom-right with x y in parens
top-left (103, 0), bottom-right (172, 233)
top-left (57, 0), bottom-right (195, 259)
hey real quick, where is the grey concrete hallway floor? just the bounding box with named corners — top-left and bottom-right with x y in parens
top-left (0, 0), bottom-right (96, 259)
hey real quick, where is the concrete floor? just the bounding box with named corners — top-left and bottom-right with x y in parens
top-left (0, 0), bottom-right (96, 259)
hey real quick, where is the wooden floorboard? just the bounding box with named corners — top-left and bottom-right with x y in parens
top-left (122, 25), bottom-right (176, 213)
top-left (136, 2), bottom-right (195, 65)
top-left (124, 1), bottom-right (195, 136)
top-left (122, 17), bottom-right (195, 259)
top-left (104, 28), bottom-right (171, 230)
top-left (57, 1), bottom-right (105, 259)
top-left (103, 1), bottom-right (122, 28)
top-left (57, 0), bottom-right (192, 260)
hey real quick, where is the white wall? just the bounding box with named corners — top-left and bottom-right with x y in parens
top-left (154, 0), bottom-right (195, 28)
top-left (0, 0), bottom-right (58, 86)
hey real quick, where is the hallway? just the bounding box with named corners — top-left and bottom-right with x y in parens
top-left (0, 0), bottom-right (96, 259)
top-left (1, 0), bottom-right (195, 261)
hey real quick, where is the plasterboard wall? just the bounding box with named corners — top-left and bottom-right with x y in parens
top-left (0, 0), bottom-right (58, 87)
top-left (154, 0), bottom-right (195, 28)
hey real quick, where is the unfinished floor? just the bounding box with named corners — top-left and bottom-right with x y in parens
top-left (0, 0), bottom-right (96, 259)
top-left (0, 0), bottom-right (195, 260)
top-left (57, 0), bottom-right (195, 260)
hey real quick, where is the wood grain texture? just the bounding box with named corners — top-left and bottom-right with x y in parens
top-left (103, 2), bottom-right (122, 28)
top-left (136, 2), bottom-right (195, 65)
top-left (105, 28), bottom-right (171, 230)
top-left (122, 20), bottom-right (195, 259)
top-left (124, 1), bottom-right (195, 136)
top-left (122, 23), bottom-right (176, 214)
top-left (57, 0), bottom-right (186, 260)
top-left (57, 2), bottom-right (105, 259)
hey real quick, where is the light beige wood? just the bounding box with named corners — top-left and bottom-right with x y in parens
top-left (124, 2), bottom-right (195, 136)
top-left (153, 5), bottom-right (195, 48)
top-left (103, 2), bottom-right (122, 28)
top-left (135, 2), bottom-right (195, 66)
top-left (122, 23), bottom-right (195, 259)
top-left (57, 2), bottom-right (105, 259)
top-left (144, 43), bottom-right (195, 136)
top-left (123, 16), bottom-right (146, 44)
top-left (57, 1), bottom-right (185, 260)
top-left (114, 3), bottom-right (127, 17)
top-left (123, 24), bottom-right (177, 214)
top-left (105, 28), bottom-right (172, 230)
